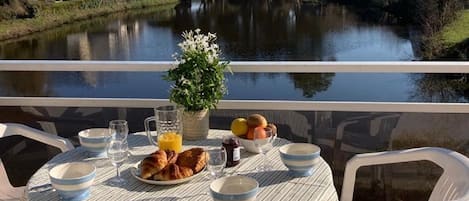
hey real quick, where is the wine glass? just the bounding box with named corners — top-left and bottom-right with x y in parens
top-left (107, 140), bottom-right (128, 186)
top-left (254, 127), bottom-right (275, 171)
top-left (109, 120), bottom-right (129, 142)
top-left (206, 147), bottom-right (227, 179)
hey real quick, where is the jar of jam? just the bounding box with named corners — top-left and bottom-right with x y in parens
top-left (222, 136), bottom-right (240, 167)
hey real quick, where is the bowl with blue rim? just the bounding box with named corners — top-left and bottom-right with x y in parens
top-left (49, 162), bottom-right (96, 201)
top-left (78, 128), bottom-right (112, 156)
top-left (279, 143), bottom-right (321, 177)
top-left (210, 175), bottom-right (259, 201)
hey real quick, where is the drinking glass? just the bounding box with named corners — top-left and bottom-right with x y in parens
top-left (206, 147), bottom-right (227, 179)
top-left (109, 120), bottom-right (129, 142)
top-left (254, 127), bottom-right (275, 171)
top-left (107, 140), bottom-right (128, 186)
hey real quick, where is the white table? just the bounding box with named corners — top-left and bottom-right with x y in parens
top-left (26, 129), bottom-right (338, 201)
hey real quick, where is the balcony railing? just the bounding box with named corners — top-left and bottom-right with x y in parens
top-left (0, 60), bottom-right (468, 113)
top-left (1, 60), bottom-right (468, 201)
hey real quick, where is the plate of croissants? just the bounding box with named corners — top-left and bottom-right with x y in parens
top-left (130, 147), bottom-right (207, 185)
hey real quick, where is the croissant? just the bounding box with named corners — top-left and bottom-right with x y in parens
top-left (140, 150), bottom-right (168, 179)
top-left (176, 148), bottom-right (207, 173)
top-left (165, 150), bottom-right (178, 164)
top-left (153, 163), bottom-right (193, 181)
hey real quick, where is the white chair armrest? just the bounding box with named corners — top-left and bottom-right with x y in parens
top-left (340, 147), bottom-right (456, 201)
top-left (2, 123), bottom-right (74, 152)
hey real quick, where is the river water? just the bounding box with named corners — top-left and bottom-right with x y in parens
top-left (1, 0), bottom-right (466, 102)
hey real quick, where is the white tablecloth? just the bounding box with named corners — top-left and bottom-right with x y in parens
top-left (26, 129), bottom-right (338, 201)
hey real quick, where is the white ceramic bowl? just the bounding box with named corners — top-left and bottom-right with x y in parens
top-left (49, 162), bottom-right (96, 201)
top-left (78, 128), bottom-right (112, 155)
top-left (279, 143), bottom-right (321, 177)
top-left (237, 137), bottom-right (262, 153)
top-left (210, 175), bottom-right (259, 201)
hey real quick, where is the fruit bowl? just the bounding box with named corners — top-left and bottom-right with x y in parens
top-left (231, 114), bottom-right (277, 153)
top-left (235, 134), bottom-right (275, 154)
top-left (236, 136), bottom-right (262, 153)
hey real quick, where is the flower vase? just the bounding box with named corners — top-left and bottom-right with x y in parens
top-left (182, 109), bottom-right (209, 140)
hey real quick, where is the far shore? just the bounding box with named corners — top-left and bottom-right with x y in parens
top-left (0, 0), bottom-right (179, 41)
top-left (438, 10), bottom-right (469, 60)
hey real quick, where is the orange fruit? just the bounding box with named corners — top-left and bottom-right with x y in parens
top-left (246, 127), bottom-right (255, 140)
top-left (253, 126), bottom-right (267, 139)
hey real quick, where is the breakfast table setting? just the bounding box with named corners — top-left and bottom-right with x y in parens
top-left (23, 29), bottom-right (338, 201)
top-left (25, 119), bottom-right (339, 201)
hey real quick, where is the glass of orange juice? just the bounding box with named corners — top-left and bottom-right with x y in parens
top-left (158, 132), bottom-right (183, 153)
top-left (144, 105), bottom-right (183, 153)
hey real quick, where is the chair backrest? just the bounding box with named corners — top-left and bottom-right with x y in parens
top-left (428, 149), bottom-right (469, 201)
top-left (314, 111), bottom-right (332, 129)
top-left (0, 123), bottom-right (74, 200)
top-left (341, 147), bottom-right (469, 201)
top-left (370, 114), bottom-right (400, 137)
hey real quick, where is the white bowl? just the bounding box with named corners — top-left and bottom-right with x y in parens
top-left (279, 143), bottom-right (321, 177)
top-left (49, 162), bottom-right (96, 201)
top-left (78, 128), bottom-right (112, 155)
top-left (210, 175), bottom-right (259, 201)
top-left (237, 137), bottom-right (262, 153)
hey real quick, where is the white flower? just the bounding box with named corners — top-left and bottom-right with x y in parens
top-left (175, 28), bottom-right (222, 68)
top-left (207, 55), bottom-right (214, 64)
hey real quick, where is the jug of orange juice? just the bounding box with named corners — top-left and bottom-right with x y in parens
top-left (144, 105), bottom-right (183, 153)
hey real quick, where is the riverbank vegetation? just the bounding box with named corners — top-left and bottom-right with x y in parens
top-left (439, 10), bottom-right (469, 60)
top-left (0, 0), bottom-right (178, 41)
top-left (330, 0), bottom-right (468, 60)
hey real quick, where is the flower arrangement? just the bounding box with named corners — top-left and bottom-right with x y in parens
top-left (165, 29), bottom-right (230, 112)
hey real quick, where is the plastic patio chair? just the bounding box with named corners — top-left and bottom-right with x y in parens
top-left (313, 112), bottom-right (375, 154)
top-left (314, 112), bottom-right (400, 185)
top-left (0, 123), bottom-right (74, 201)
top-left (341, 147), bottom-right (469, 201)
top-left (333, 113), bottom-right (400, 171)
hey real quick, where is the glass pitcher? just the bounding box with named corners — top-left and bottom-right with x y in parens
top-left (144, 105), bottom-right (183, 153)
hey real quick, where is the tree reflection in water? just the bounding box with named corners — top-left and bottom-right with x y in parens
top-left (289, 73), bottom-right (334, 98)
top-left (0, 72), bottom-right (52, 97)
top-left (410, 74), bottom-right (469, 102)
top-left (169, 0), bottom-right (329, 60)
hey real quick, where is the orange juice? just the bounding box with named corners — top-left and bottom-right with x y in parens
top-left (158, 132), bottom-right (182, 153)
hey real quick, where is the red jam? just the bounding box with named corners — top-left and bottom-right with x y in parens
top-left (222, 136), bottom-right (240, 167)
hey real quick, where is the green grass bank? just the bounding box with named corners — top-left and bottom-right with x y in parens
top-left (438, 9), bottom-right (469, 60)
top-left (441, 10), bottom-right (469, 46)
top-left (0, 0), bottom-right (179, 41)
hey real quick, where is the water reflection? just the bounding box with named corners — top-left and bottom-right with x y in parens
top-left (0, 72), bottom-right (52, 96)
top-left (0, 0), bottom-right (429, 101)
top-left (65, 20), bottom-right (141, 60)
top-left (166, 0), bottom-right (414, 60)
top-left (410, 74), bottom-right (469, 102)
top-left (0, 1), bottom-right (415, 61)
top-left (289, 73), bottom-right (334, 98)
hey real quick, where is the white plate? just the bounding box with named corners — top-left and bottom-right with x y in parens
top-left (130, 161), bottom-right (204, 185)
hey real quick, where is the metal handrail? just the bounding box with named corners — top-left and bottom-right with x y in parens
top-left (0, 97), bottom-right (468, 113)
top-left (0, 61), bottom-right (468, 113)
top-left (0, 60), bottom-right (468, 73)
